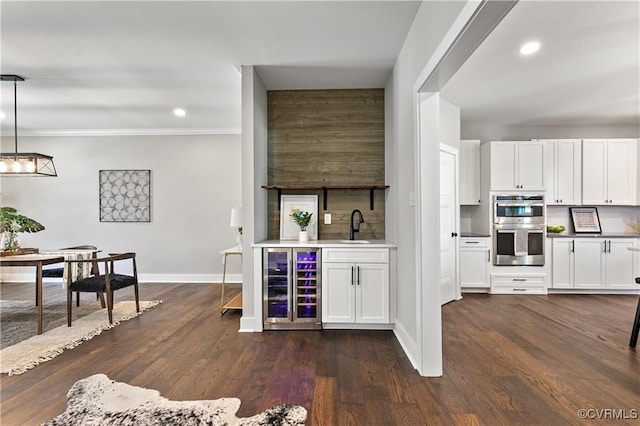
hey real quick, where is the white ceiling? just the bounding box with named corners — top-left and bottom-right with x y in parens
top-left (0, 0), bottom-right (421, 135)
top-left (0, 1), bottom-right (638, 137)
top-left (440, 0), bottom-right (639, 128)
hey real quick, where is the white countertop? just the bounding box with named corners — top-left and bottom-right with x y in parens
top-left (252, 239), bottom-right (397, 248)
top-left (547, 233), bottom-right (640, 238)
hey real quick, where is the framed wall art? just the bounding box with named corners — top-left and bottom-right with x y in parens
top-left (279, 194), bottom-right (318, 240)
top-left (99, 169), bottom-right (151, 222)
top-left (570, 207), bottom-right (601, 233)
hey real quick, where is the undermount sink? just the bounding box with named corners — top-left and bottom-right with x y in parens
top-left (339, 240), bottom-right (370, 244)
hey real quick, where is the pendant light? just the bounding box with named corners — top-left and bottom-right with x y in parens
top-left (0, 75), bottom-right (57, 177)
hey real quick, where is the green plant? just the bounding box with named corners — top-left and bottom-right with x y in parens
top-left (290, 209), bottom-right (313, 231)
top-left (0, 207), bottom-right (45, 234)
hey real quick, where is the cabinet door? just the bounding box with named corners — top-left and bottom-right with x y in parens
top-left (460, 249), bottom-right (490, 288)
top-left (490, 142), bottom-right (517, 190)
top-left (606, 139), bottom-right (637, 205)
top-left (552, 239), bottom-right (574, 288)
top-left (460, 140), bottom-right (480, 205)
top-left (356, 263), bottom-right (389, 323)
top-left (555, 140), bottom-right (582, 205)
top-left (322, 263), bottom-right (355, 323)
top-left (582, 139), bottom-right (608, 204)
top-left (518, 141), bottom-right (545, 190)
top-left (573, 238), bottom-right (605, 288)
top-left (605, 239), bottom-right (637, 289)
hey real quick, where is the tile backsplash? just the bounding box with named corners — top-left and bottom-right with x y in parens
top-left (547, 205), bottom-right (640, 234)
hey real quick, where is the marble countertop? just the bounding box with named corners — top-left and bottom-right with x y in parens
top-left (252, 239), bottom-right (397, 248)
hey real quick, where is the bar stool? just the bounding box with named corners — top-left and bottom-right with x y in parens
top-left (630, 278), bottom-right (640, 348)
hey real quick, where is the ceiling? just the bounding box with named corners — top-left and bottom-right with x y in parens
top-left (440, 0), bottom-right (640, 128)
top-left (0, 1), bottom-right (638, 137)
top-left (0, 1), bottom-right (421, 136)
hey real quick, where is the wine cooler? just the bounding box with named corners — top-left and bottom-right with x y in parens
top-left (263, 247), bottom-right (321, 330)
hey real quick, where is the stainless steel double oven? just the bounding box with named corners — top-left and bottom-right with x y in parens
top-left (493, 195), bottom-right (545, 266)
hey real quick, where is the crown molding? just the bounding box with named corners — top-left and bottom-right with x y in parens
top-left (10, 127), bottom-right (242, 137)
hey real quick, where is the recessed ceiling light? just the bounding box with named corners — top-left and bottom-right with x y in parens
top-left (520, 41), bottom-right (541, 56)
top-left (173, 108), bottom-right (186, 117)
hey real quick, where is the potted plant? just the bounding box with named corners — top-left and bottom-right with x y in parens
top-left (290, 209), bottom-right (313, 242)
top-left (0, 206), bottom-right (45, 252)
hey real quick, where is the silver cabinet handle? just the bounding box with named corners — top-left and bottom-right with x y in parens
top-left (571, 240), bottom-right (575, 253)
top-left (603, 241), bottom-right (607, 253)
top-left (351, 266), bottom-right (354, 285)
top-left (487, 250), bottom-right (490, 262)
top-left (465, 241), bottom-right (480, 244)
top-left (357, 266), bottom-right (360, 286)
top-left (512, 278), bottom-right (527, 282)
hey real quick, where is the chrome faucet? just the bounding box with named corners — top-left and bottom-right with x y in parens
top-left (349, 209), bottom-right (365, 240)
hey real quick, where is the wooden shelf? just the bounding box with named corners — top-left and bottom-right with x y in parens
top-left (261, 184), bottom-right (389, 210)
top-left (221, 292), bottom-right (242, 312)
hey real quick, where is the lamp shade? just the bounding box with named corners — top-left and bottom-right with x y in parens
top-left (230, 207), bottom-right (242, 228)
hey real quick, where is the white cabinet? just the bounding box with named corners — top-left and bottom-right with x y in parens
top-left (322, 248), bottom-right (389, 324)
top-left (552, 237), bottom-right (638, 289)
top-left (582, 139), bottom-right (638, 205)
top-left (573, 238), bottom-right (606, 289)
top-left (490, 273), bottom-right (547, 294)
top-left (551, 238), bottom-right (574, 289)
top-left (486, 141), bottom-right (545, 191)
top-left (460, 140), bottom-right (481, 205)
top-left (541, 139), bottom-right (582, 205)
top-left (460, 237), bottom-right (490, 289)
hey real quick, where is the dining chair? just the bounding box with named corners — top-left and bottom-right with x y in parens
top-left (42, 245), bottom-right (99, 306)
top-left (66, 252), bottom-right (139, 325)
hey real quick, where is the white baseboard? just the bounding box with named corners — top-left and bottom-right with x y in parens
top-left (392, 319), bottom-right (420, 373)
top-left (239, 316), bottom-right (259, 332)
top-left (0, 272), bottom-right (243, 284)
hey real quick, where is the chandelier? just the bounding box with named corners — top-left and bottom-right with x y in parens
top-left (0, 75), bottom-right (57, 177)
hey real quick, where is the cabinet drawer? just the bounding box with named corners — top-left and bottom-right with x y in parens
top-left (460, 238), bottom-right (490, 248)
top-left (490, 274), bottom-right (547, 295)
top-left (323, 248), bottom-right (389, 263)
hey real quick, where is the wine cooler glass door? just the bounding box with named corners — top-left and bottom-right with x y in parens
top-left (263, 248), bottom-right (291, 323)
top-left (293, 248), bottom-right (320, 322)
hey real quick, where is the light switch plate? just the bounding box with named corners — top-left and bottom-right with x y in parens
top-left (324, 213), bottom-right (332, 224)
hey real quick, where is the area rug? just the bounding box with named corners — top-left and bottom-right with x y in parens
top-left (1, 299), bottom-right (108, 349)
top-left (44, 373), bottom-right (307, 425)
top-left (0, 300), bottom-right (161, 375)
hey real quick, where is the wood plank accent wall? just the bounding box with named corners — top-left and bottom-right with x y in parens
top-left (267, 89), bottom-right (385, 240)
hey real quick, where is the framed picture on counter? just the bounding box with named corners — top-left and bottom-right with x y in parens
top-left (280, 194), bottom-right (318, 240)
top-left (570, 207), bottom-right (601, 233)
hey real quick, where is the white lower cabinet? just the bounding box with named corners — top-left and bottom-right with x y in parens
top-left (552, 238), bottom-right (638, 289)
top-left (490, 273), bottom-right (547, 294)
top-left (460, 237), bottom-right (490, 289)
top-left (322, 248), bottom-right (390, 325)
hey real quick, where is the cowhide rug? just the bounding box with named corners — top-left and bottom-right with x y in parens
top-left (44, 374), bottom-right (307, 425)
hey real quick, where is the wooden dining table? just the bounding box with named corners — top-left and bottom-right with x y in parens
top-left (0, 253), bottom-right (65, 334)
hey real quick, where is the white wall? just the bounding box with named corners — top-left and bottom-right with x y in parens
top-left (240, 65), bottom-right (268, 332)
top-left (0, 133), bottom-right (242, 282)
top-left (439, 98), bottom-right (461, 150)
top-left (385, 0), bottom-right (469, 375)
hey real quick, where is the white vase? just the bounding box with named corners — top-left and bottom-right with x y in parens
top-left (298, 231), bottom-right (308, 243)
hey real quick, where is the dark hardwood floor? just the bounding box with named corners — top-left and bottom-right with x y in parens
top-left (1, 282), bottom-right (638, 425)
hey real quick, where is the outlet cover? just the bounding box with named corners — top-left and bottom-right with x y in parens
top-left (324, 213), bottom-right (332, 225)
